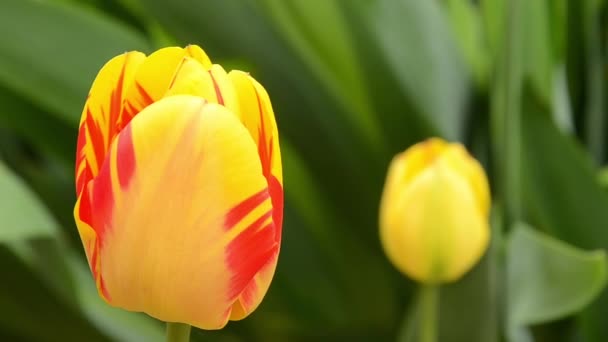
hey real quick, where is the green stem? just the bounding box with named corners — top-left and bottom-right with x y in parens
top-left (419, 284), bottom-right (439, 342)
top-left (166, 322), bottom-right (191, 342)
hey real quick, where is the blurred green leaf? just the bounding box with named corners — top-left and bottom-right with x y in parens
top-left (255, 0), bottom-right (386, 155)
top-left (0, 159), bottom-right (163, 341)
top-left (599, 167), bottom-right (608, 189)
top-left (280, 142), bottom-right (399, 329)
top-left (0, 86), bottom-right (75, 168)
top-left (373, 0), bottom-right (470, 141)
top-left (581, 0), bottom-right (606, 163)
top-left (521, 0), bottom-right (553, 104)
top-left (521, 91), bottom-right (608, 342)
top-left (506, 223), bottom-right (607, 341)
top-left (443, 0), bottom-right (489, 88)
top-left (66, 253), bottom-right (165, 342)
top-left (521, 98), bottom-right (608, 249)
top-left (0, 0), bottom-right (149, 126)
top-left (0, 161), bottom-right (58, 241)
top-left (480, 0), bottom-right (505, 67)
top-left (489, 0), bottom-right (524, 222)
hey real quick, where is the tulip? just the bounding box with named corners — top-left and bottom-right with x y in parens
top-left (73, 45), bottom-right (283, 331)
top-left (379, 138), bottom-right (490, 284)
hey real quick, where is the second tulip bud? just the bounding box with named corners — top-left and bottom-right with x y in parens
top-left (379, 138), bottom-right (491, 283)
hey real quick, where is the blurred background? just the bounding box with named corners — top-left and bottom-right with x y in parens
top-left (1, 0), bottom-right (608, 341)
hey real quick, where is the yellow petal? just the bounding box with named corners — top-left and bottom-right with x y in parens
top-left (121, 46), bottom-right (212, 123)
top-left (88, 95), bottom-right (278, 329)
top-left (380, 159), bottom-right (489, 283)
top-left (164, 61), bottom-right (239, 115)
top-left (228, 71), bottom-right (282, 185)
top-left (76, 51), bottom-right (145, 191)
top-left (439, 145), bottom-right (490, 217)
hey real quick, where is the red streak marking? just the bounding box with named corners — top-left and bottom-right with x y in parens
top-left (98, 270), bottom-right (112, 302)
top-left (116, 125), bottom-right (136, 190)
top-left (238, 279), bottom-right (259, 310)
top-left (135, 81), bottom-right (155, 107)
top-left (268, 176), bottom-right (283, 243)
top-left (85, 107), bottom-right (107, 172)
top-left (88, 240), bottom-right (98, 275)
top-left (253, 88), bottom-right (272, 177)
top-left (224, 189), bottom-right (269, 230)
top-left (78, 188), bottom-right (93, 228)
top-left (251, 85), bottom-right (283, 245)
top-left (91, 153), bottom-right (115, 243)
top-left (75, 164), bottom-right (91, 200)
top-left (168, 57), bottom-right (186, 90)
top-left (108, 57), bottom-right (128, 142)
top-left (75, 123), bottom-right (88, 193)
top-left (121, 100), bottom-right (139, 127)
top-left (209, 71), bottom-right (224, 105)
top-left (225, 210), bottom-right (276, 299)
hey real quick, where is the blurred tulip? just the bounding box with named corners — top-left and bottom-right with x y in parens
top-left (73, 45), bottom-right (283, 329)
top-left (379, 138), bottom-right (490, 283)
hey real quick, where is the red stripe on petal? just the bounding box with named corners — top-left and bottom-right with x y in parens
top-left (116, 125), bottom-right (136, 190)
top-left (237, 277), bottom-right (259, 310)
top-left (108, 60), bottom-right (127, 140)
top-left (98, 269), bottom-right (112, 301)
top-left (168, 57), bottom-right (186, 89)
top-left (268, 176), bottom-right (283, 243)
top-left (224, 189), bottom-right (269, 230)
top-left (91, 155), bottom-right (115, 243)
top-left (135, 81), bottom-right (155, 107)
top-left (226, 210), bottom-right (277, 299)
top-left (85, 107), bottom-right (107, 169)
top-left (254, 88), bottom-right (272, 177)
top-left (78, 186), bottom-right (93, 228)
top-left (209, 71), bottom-right (224, 105)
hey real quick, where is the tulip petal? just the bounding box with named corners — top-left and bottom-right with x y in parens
top-left (226, 71), bottom-right (283, 318)
top-left (439, 145), bottom-right (490, 217)
top-left (81, 95), bottom-right (278, 329)
top-left (74, 51), bottom-right (145, 274)
top-left (164, 61), bottom-right (239, 115)
top-left (380, 158), bottom-right (489, 283)
top-left (122, 46), bottom-right (212, 123)
top-left (228, 70), bottom-right (283, 212)
top-left (76, 51), bottom-right (145, 193)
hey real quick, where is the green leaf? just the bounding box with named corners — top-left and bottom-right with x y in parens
top-left (254, 0), bottom-right (386, 156)
top-left (0, 159), bottom-right (163, 340)
top-left (443, 0), bottom-right (489, 88)
top-left (0, 161), bottom-right (58, 242)
top-left (521, 93), bottom-right (608, 340)
top-left (521, 0), bottom-right (553, 104)
top-left (521, 98), bottom-right (608, 250)
top-left (66, 254), bottom-right (165, 342)
top-left (0, 86), bottom-right (75, 168)
top-left (373, 0), bottom-right (470, 141)
top-left (506, 223), bottom-right (607, 339)
top-left (599, 168), bottom-right (608, 189)
top-left (0, 0), bottom-right (149, 126)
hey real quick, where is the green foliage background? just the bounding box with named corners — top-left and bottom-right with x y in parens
top-left (0, 0), bottom-right (607, 341)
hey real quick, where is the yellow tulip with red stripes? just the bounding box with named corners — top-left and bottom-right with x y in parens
top-left (379, 138), bottom-right (490, 283)
top-left (74, 45), bottom-right (283, 329)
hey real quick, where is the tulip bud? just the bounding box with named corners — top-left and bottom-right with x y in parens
top-left (379, 138), bottom-right (490, 283)
top-left (74, 45), bottom-right (283, 330)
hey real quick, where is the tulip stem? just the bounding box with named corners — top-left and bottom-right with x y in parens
top-left (419, 284), bottom-right (439, 342)
top-left (166, 322), bottom-right (191, 342)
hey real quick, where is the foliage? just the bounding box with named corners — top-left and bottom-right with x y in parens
top-left (0, 0), bottom-right (607, 341)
